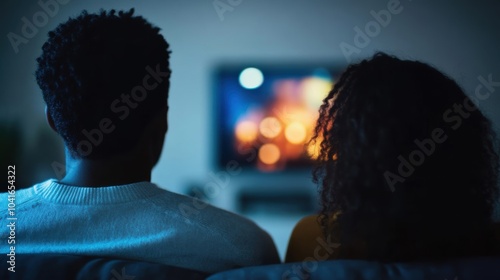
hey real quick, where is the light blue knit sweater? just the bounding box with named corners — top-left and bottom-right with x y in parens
top-left (0, 179), bottom-right (280, 273)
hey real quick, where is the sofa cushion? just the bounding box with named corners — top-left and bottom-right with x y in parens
top-left (207, 257), bottom-right (500, 280)
top-left (0, 254), bottom-right (208, 280)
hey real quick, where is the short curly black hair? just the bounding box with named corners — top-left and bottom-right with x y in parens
top-left (36, 9), bottom-right (171, 159)
top-left (311, 52), bottom-right (499, 260)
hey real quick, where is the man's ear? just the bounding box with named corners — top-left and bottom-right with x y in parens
top-left (45, 106), bottom-right (57, 133)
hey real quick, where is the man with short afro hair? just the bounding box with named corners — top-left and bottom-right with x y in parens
top-left (0, 9), bottom-right (280, 274)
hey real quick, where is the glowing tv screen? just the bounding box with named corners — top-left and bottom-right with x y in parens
top-left (214, 64), bottom-right (342, 172)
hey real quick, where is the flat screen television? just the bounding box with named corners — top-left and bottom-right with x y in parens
top-left (214, 64), bottom-right (343, 173)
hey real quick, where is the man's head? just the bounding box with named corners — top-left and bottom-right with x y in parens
top-left (36, 9), bottom-right (170, 160)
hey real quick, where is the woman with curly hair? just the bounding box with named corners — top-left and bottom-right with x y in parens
top-left (286, 53), bottom-right (500, 262)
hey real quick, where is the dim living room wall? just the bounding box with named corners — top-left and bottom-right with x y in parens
top-left (0, 0), bottom-right (498, 202)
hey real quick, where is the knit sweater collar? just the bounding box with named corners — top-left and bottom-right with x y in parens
top-left (33, 179), bottom-right (164, 205)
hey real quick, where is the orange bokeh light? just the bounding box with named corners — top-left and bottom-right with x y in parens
top-left (285, 122), bottom-right (307, 144)
top-left (301, 77), bottom-right (332, 109)
top-left (235, 121), bottom-right (258, 142)
top-left (258, 143), bottom-right (281, 165)
top-left (259, 117), bottom-right (281, 139)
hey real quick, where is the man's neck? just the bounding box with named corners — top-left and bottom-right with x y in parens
top-left (59, 151), bottom-right (152, 187)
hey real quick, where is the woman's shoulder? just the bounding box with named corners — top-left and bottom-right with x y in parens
top-left (285, 215), bottom-right (324, 263)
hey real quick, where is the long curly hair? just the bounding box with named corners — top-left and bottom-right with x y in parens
top-left (311, 52), bottom-right (499, 261)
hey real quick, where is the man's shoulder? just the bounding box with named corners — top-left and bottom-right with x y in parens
top-left (151, 186), bottom-right (281, 266)
top-left (152, 186), bottom-right (272, 241)
top-left (0, 180), bottom-right (43, 202)
top-left (153, 186), bottom-right (259, 228)
top-left (171, 193), bottom-right (279, 263)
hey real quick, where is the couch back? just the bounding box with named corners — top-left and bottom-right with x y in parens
top-left (3, 254), bottom-right (499, 279)
top-left (0, 254), bottom-right (208, 280)
top-left (207, 257), bottom-right (500, 280)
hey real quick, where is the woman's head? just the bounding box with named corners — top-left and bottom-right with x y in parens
top-left (311, 52), bottom-right (499, 260)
